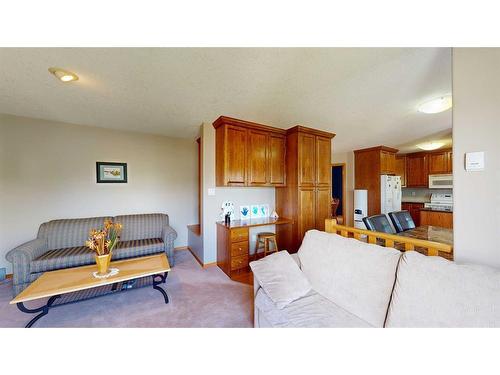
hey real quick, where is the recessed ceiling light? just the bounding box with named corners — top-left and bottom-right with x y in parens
top-left (417, 141), bottom-right (445, 151)
top-left (418, 95), bottom-right (452, 114)
top-left (48, 67), bottom-right (79, 83)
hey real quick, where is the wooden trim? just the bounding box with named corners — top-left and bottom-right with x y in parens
top-left (202, 262), bottom-right (217, 269)
top-left (353, 145), bottom-right (399, 154)
top-left (174, 246), bottom-right (189, 251)
top-left (186, 246), bottom-right (217, 269)
top-left (212, 116), bottom-right (287, 135)
top-left (324, 219), bottom-right (453, 254)
top-left (286, 125), bottom-right (336, 139)
top-left (332, 163), bottom-right (346, 222)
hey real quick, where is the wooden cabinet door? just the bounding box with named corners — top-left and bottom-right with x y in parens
top-left (225, 125), bottom-right (247, 185)
top-left (315, 136), bottom-right (331, 187)
top-left (395, 155), bottom-right (407, 187)
top-left (298, 133), bottom-right (316, 186)
top-left (380, 151), bottom-right (396, 174)
top-left (268, 133), bottom-right (286, 186)
top-left (315, 187), bottom-right (331, 231)
top-left (447, 151), bottom-right (453, 173)
top-left (428, 151), bottom-right (449, 175)
top-left (406, 154), bottom-right (428, 187)
top-left (247, 129), bottom-right (268, 186)
top-left (298, 187), bottom-right (316, 240)
top-left (408, 203), bottom-right (424, 226)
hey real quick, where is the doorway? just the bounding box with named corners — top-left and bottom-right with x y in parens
top-left (331, 163), bottom-right (346, 223)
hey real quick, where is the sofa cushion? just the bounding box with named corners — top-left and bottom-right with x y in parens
top-left (114, 213), bottom-right (167, 241)
top-left (250, 251), bottom-right (311, 309)
top-left (31, 238), bottom-right (164, 273)
top-left (38, 217), bottom-right (111, 250)
top-left (385, 251), bottom-right (500, 327)
top-left (297, 230), bottom-right (401, 327)
top-left (255, 288), bottom-right (372, 328)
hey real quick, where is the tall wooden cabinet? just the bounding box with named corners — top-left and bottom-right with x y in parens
top-left (213, 116), bottom-right (286, 187)
top-left (354, 146), bottom-right (399, 216)
top-left (276, 126), bottom-right (335, 252)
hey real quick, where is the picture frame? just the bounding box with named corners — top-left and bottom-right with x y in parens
top-left (240, 205), bottom-right (250, 220)
top-left (250, 205), bottom-right (260, 218)
top-left (96, 162), bottom-right (128, 183)
top-left (259, 204), bottom-right (270, 218)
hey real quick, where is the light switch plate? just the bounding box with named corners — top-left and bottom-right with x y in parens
top-left (207, 188), bottom-right (216, 196)
top-left (465, 151), bottom-right (485, 171)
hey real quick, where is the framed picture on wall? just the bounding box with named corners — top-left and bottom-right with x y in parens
top-left (96, 162), bottom-right (128, 183)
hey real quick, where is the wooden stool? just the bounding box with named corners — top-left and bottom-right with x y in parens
top-left (254, 232), bottom-right (279, 260)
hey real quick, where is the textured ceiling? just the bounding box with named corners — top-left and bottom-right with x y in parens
top-left (0, 48), bottom-right (451, 153)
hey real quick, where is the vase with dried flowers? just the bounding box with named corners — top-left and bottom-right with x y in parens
top-left (85, 219), bottom-right (123, 276)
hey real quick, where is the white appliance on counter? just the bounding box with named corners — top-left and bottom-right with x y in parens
top-left (381, 175), bottom-right (401, 215)
top-left (354, 189), bottom-right (368, 229)
top-left (424, 193), bottom-right (453, 211)
top-left (429, 174), bottom-right (453, 189)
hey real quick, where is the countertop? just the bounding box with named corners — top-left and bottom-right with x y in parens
top-left (420, 207), bottom-right (453, 213)
top-left (216, 217), bottom-right (292, 229)
top-left (401, 198), bottom-right (430, 204)
top-left (397, 225), bottom-right (453, 246)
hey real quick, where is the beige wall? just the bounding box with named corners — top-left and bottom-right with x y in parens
top-left (332, 151), bottom-right (355, 226)
top-left (0, 114), bottom-right (198, 273)
top-left (201, 122), bottom-right (275, 264)
top-left (452, 48), bottom-right (500, 267)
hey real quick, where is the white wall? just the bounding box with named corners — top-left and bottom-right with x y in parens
top-left (452, 48), bottom-right (500, 267)
top-left (332, 151), bottom-right (355, 226)
top-left (0, 114), bottom-right (198, 273)
top-left (201, 122), bottom-right (275, 264)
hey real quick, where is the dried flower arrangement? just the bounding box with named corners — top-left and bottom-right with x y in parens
top-left (85, 219), bottom-right (123, 256)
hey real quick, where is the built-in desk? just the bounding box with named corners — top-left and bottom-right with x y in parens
top-left (216, 217), bottom-right (292, 279)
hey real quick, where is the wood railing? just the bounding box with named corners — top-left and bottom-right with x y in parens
top-left (324, 219), bottom-right (453, 256)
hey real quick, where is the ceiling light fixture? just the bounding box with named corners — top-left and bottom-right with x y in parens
top-left (417, 95), bottom-right (452, 114)
top-left (417, 141), bottom-right (445, 151)
top-left (48, 67), bottom-right (79, 83)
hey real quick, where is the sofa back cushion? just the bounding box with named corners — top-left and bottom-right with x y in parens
top-left (297, 230), bottom-right (401, 327)
top-left (114, 213), bottom-right (167, 241)
top-left (38, 217), bottom-right (111, 250)
top-left (386, 251), bottom-right (500, 327)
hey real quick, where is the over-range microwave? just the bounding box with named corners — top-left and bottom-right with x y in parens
top-left (429, 174), bottom-right (453, 189)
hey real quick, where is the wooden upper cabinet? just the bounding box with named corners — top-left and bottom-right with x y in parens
top-left (223, 125), bottom-right (247, 186)
top-left (298, 133), bottom-right (316, 186)
top-left (395, 155), bottom-right (407, 187)
top-left (316, 136), bottom-right (332, 186)
top-left (213, 116), bottom-right (286, 187)
top-left (447, 151), bottom-right (453, 173)
top-left (247, 129), bottom-right (268, 185)
top-left (268, 133), bottom-right (286, 186)
top-left (406, 153), bottom-right (428, 187)
top-left (380, 150), bottom-right (396, 174)
top-left (428, 151), bottom-right (449, 174)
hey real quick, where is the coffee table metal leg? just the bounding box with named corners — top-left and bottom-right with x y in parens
top-left (152, 272), bottom-right (169, 304)
top-left (17, 295), bottom-right (60, 328)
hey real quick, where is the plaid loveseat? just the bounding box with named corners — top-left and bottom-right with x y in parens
top-left (5, 213), bottom-right (177, 296)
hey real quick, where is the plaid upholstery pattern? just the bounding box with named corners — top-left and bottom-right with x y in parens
top-left (115, 213), bottom-right (167, 241)
top-left (6, 213), bottom-right (177, 297)
top-left (30, 238), bottom-right (164, 273)
top-left (38, 217), bottom-right (112, 250)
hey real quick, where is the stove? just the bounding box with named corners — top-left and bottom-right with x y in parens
top-left (424, 193), bottom-right (453, 211)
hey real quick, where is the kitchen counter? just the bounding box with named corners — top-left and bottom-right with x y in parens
top-left (397, 225), bottom-right (453, 246)
top-left (420, 207), bottom-right (453, 213)
top-left (401, 197), bottom-right (430, 204)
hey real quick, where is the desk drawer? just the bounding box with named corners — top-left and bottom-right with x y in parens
top-left (230, 228), bottom-right (249, 242)
top-left (231, 254), bottom-right (249, 270)
top-left (231, 241), bottom-right (248, 257)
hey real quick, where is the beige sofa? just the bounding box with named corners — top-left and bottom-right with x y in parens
top-left (251, 230), bottom-right (500, 328)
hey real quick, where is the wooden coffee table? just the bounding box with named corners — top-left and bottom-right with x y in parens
top-left (10, 253), bottom-right (171, 328)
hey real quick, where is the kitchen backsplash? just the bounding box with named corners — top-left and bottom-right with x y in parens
top-left (402, 188), bottom-right (453, 202)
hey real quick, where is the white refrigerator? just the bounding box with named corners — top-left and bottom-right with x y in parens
top-left (380, 175), bottom-right (401, 215)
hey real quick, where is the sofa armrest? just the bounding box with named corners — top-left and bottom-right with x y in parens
top-left (162, 225), bottom-right (178, 266)
top-left (5, 238), bottom-right (48, 285)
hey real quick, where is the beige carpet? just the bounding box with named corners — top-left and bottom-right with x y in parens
top-left (0, 251), bottom-right (254, 328)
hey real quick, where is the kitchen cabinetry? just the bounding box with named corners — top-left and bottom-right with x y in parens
top-left (213, 116), bottom-right (286, 187)
top-left (428, 150), bottom-right (453, 175)
top-left (406, 153), bottom-right (428, 188)
top-left (354, 146), bottom-right (399, 216)
top-left (395, 155), bottom-right (406, 187)
top-left (276, 126), bottom-right (335, 252)
top-left (420, 210), bottom-right (453, 229)
top-left (401, 202), bottom-right (424, 227)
